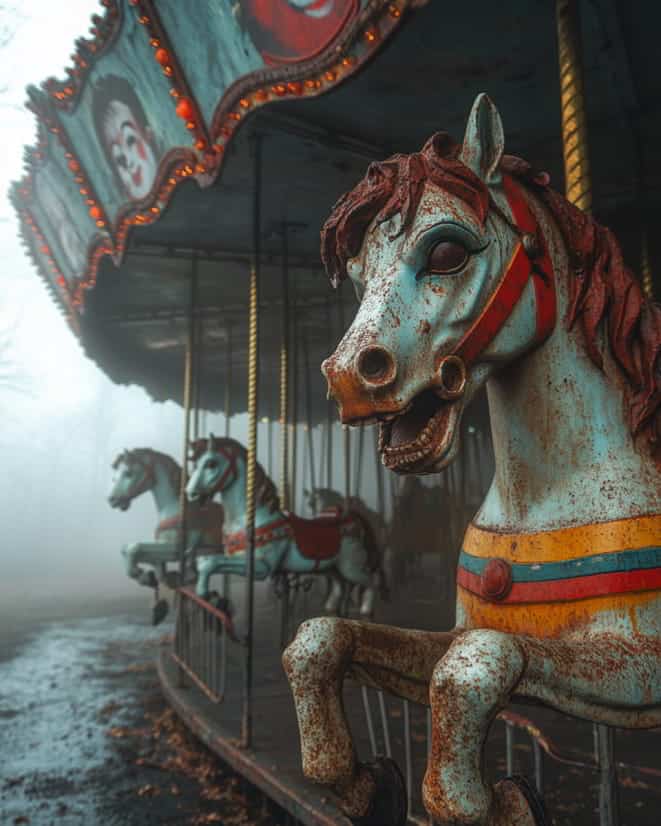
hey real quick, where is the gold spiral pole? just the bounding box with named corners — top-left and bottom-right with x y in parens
top-left (279, 226), bottom-right (290, 511)
top-left (242, 135), bottom-right (261, 749)
top-left (556, 0), bottom-right (592, 212)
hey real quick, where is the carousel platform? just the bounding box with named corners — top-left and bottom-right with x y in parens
top-left (156, 563), bottom-right (454, 826)
top-left (157, 646), bottom-right (349, 826)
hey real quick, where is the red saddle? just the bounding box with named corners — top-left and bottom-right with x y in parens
top-left (287, 512), bottom-right (347, 562)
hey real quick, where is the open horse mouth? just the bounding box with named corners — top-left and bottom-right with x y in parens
top-left (378, 389), bottom-right (462, 473)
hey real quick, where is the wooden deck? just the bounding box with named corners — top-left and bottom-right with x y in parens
top-left (157, 562), bottom-right (451, 826)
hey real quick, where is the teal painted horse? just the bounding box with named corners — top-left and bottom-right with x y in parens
top-left (186, 435), bottom-right (386, 616)
top-left (283, 94), bottom-right (661, 825)
top-left (108, 448), bottom-right (224, 606)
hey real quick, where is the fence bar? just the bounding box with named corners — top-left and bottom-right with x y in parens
top-left (597, 725), bottom-right (619, 826)
top-left (533, 737), bottom-right (544, 795)
top-left (403, 700), bottom-right (413, 815)
top-left (361, 687), bottom-right (378, 756)
top-left (377, 690), bottom-right (392, 758)
top-left (505, 720), bottom-right (515, 776)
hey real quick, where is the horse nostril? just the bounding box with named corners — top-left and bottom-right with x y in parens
top-left (356, 345), bottom-right (397, 388)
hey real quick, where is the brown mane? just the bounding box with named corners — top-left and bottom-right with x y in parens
top-left (321, 134), bottom-right (661, 460)
top-left (112, 448), bottom-right (182, 492)
top-left (190, 437), bottom-right (281, 513)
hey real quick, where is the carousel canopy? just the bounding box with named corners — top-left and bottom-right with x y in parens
top-left (12, 0), bottom-right (661, 421)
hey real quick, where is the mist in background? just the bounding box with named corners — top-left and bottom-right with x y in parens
top-left (0, 3), bottom-right (391, 621)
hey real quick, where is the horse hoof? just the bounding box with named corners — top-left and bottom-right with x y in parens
top-left (503, 775), bottom-right (549, 826)
top-left (349, 758), bottom-right (407, 826)
top-left (152, 599), bottom-right (169, 626)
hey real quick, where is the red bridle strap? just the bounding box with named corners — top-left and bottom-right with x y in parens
top-left (444, 176), bottom-right (556, 374)
top-left (212, 445), bottom-right (238, 494)
top-left (502, 174), bottom-right (556, 348)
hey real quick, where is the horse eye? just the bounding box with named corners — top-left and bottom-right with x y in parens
top-left (427, 240), bottom-right (469, 275)
top-left (206, 459), bottom-right (218, 470)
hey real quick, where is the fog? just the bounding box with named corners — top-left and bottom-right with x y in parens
top-left (0, 4), bottom-right (392, 624)
top-left (0, 2), bottom-right (230, 616)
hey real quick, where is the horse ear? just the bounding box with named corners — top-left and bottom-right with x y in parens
top-left (208, 432), bottom-right (217, 452)
top-left (458, 93), bottom-right (504, 185)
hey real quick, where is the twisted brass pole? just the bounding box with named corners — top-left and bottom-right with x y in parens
top-left (279, 226), bottom-right (290, 511)
top-left (242, 135), bottom-right (261, 749)
top-left (556, 0), bottom-right (592, 212)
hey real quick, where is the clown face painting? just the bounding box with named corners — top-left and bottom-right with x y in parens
top-left (91, 74), bottom-right (160, 202)
top-left (242, 0), bottom-right (357, 63)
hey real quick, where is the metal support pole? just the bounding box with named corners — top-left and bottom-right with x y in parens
top-left (505, 720), bottom-right (515, 776)
top-left (242, 134), bottom-right (262, 749)
top-left (325, 300), bottom-right (334, 490)
top-left (556, 0), bottom-right (592, 212)
top-left (179, 256), bottom-right (198, 579)
top-left (353, 422), bottom-right (365, 499)
top-left (303, 332), bottom-right (317, 503)
top-left (224, 323), bottom-right (232, 438)
top-left (193, 303), bottom-right (203, 441)
top-left (597, 725), bottom-right (619, 826)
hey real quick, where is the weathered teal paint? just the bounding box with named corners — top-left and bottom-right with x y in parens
top-left (108, 448), bottom-right (222, 589)
top-left (284, 95), bottom-right (661, 826)
top-left (186, 435), bottom-right (384, 615)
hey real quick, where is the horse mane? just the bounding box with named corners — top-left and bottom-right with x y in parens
top-left (193, 437), bottom-right (281, 513)
top-left (321, 134), bottom-right (661, 461)
top-left (112, 448), bottom-right (182, 492)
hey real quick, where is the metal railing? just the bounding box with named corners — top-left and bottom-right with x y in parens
top-left (355, 687), bottom-right (660, 826)
top-left (172, 585), bottom-right (233, 703)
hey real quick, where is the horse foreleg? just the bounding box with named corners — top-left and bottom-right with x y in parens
top-left (121, 543), bottom-right (152, 585)
top-left (283, 618), bottom-right (457, 820)
top-left (424, 629), bottom-right (533, 825)
top-left (424, 629), bottom-right (661, 826)
top-left (324, 574), bottom-right (344, 614)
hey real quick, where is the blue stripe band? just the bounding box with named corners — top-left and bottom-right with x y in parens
top-left (459, 546), bottom-right (661, 582)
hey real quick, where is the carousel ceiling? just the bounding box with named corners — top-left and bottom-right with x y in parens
top-left (12, 0), bottom-right (661, 422)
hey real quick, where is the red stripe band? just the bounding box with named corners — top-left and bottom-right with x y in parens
top-left (457, 566), bottom-right (661, 604)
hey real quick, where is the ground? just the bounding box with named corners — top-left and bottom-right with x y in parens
top-left (0, 596), bottom-right (285, 826)
top-left (0, 585), bottom-right (660, 826)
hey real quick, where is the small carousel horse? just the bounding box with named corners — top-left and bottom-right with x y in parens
top-left (108, 448), bottom-right (224, 622)
top-left (186, 435), bottom-right (386, 616)
top-left (283, 94), bottom-right (661, 826)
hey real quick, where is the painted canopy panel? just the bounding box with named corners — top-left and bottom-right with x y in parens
top-left (12, 0), bottom-right (407, 328)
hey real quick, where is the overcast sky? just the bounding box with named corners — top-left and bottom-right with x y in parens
top-left (0, 1), bottom-right (203, 611)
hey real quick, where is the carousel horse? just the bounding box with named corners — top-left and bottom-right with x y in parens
top-left (108, 448), bottom-right (224, 623)
top-left (283, 94), bottom-right (661, 826)
top-left (186, 435), bottom-right (386, 616)
top-left (304, 487), bottom-right (389, 548)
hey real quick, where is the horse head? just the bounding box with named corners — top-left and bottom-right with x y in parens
top-left (322, 93), bottom-right (557, 475)
top-left (186, 433), bottom-right (238, 503)
top-left (108, 448), bottom-right (156, 510)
